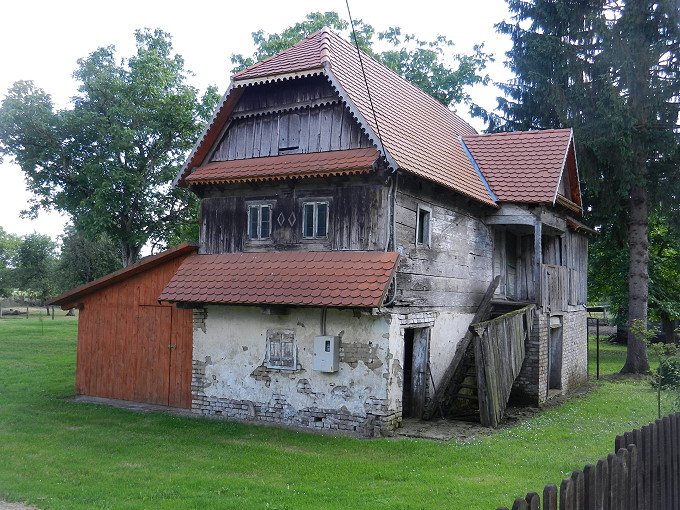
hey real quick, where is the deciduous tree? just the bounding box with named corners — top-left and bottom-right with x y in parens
top-left (0, 29), bottom-right (220, 267)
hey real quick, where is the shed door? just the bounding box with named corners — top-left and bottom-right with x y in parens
top-left (133, 305), bottom-right (180, 406)
top-left (403, 327), bottom-right (430, 419)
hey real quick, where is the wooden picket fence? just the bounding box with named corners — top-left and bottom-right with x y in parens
top-left (497, 411), bottom-right (680, 510)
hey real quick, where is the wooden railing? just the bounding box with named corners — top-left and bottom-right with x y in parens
top-left (470, 304), bottom-right (535, 427)
top-left (497, 412), bottom-right (680, 510)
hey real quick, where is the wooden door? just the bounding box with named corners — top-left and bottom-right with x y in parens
top-left (411, 328), bottom-right (430, 418)
top-left (133, 305), bottom-right (172, 406)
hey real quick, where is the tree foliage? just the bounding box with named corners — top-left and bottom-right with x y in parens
top-left (13, 233), bottom-right (57, 304)
top-left (55, 226), bottom-right (122, 294)
top-left (0, 227), bottom-right (21, 297)
top-left (0, 29), bottom-right (221, 267)
top-left (495, 0), bottom-right (680, 372)
top-left (231, 11), bottom-right (491, 108)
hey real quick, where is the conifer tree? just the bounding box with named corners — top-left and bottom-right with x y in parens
top-left (495, 0), bottom-right (680, 372)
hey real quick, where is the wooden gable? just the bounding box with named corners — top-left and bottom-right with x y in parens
top-left (208, 75), bottom-right (372, 163)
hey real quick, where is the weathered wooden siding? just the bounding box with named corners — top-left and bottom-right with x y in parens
top-left (75, 256), bottom-right (193, 408)
top-left (566, 229), bottom-right (588, 305)
top-left (211, 76), bottom-right (372, 161)
top-left (394, 177), bottom-right (494, 311)
top-left (199, 177), bottom-right (389, 254)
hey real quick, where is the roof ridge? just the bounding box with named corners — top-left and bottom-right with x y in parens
top-left (232, 29), bottom-right (327, 80)
top-left (463, 128), bottom-right (572, 139)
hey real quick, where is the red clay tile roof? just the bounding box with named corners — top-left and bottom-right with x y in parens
top-left (461, 129), bottom-right (574, 203)
top-left (178, 29), bottom-right (496, 207)
top-left (185, 148), bottom-right (378, 184)
top-left (46, 243), bottom-right (199, 308)
top-left (232, 29), bottom-right (329, 80)
top-left (159, 251), bottom-right (399, 308)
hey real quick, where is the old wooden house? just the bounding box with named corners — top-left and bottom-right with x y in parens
top-left (50, 28), bottom-right (590, 436)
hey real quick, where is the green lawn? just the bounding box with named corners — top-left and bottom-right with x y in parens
top-left (0, 317), bottom-right (669, 509)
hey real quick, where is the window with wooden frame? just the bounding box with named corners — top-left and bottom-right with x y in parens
top-left (302, 201), bottom-right (328, 239)
top-left (265, 329), bottom-right (296, 370)
top-left (248, 204), bottom-right (272, 240)
top-left (416, 206), bottom-right (431, 246)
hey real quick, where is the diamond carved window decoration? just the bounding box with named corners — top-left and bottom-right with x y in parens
top-left (277, 212), bottom-right (286, 227)
top-left (288, 212), bottom-right (297, 227)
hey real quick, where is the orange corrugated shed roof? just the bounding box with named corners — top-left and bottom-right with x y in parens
top-left (179, 29), bottom-right (496, 206)
top-left (159, 251), bottom-right (399, 308)
top-left (461, 129), bottom-right (574, 203)
top-left (186, 148), bottom-right (378, 184)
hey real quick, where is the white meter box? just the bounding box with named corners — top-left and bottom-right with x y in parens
top-left (313, 335), bottom-right (340, 372)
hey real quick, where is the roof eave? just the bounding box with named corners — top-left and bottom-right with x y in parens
top-left (46, 243), bottom-right (199, 308)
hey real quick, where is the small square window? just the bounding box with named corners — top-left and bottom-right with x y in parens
top-left (265, 330), bottom-right (296, 370)
top-left (248, 205), bottom-right (271, 240)
top-left (416, 206), bottom-right (431, 246)
top-left (302, 201), bottom-right (328, 239)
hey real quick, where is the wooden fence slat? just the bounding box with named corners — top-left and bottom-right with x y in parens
top-left (671, 413), bottom-right (680, 510)
top-left (655, 419), bottom-right (664, 510)
top-left (560, 477), bottom-right (574, 510)
top-left (607, 453), bottom-right (619, 510)
top-left (511, 498), bottom-right (528, 510)
top-left (663, 415), bottom-right (673, 508)
top-left (627, 444), bottom-right (640, 510)
top-left (571, 470), bottom-right (584, 510)
top-left (617, 448), bottom-right (630, 510)
top-left (544, 484), bottom-right (558, 510)
top-left (525, 492), bottom-right (540, 510)
top-left (582, 464), bottom-right (596, 510)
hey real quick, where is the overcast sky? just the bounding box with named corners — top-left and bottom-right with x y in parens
top-left (0, 0), bottom-right (514, 243)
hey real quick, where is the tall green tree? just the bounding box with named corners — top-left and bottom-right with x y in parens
top-left (495, 0), bottom-right (680, 372)
top-left (0, 29), bottom-right (220, 267)
top-left (0, 227), bottom-right (21, 296)
top-left (13, 233), bottom-right (57, 305)
top-left (56, 226), bottom-right (122, 294)
top-left (231, 11), bottom-right (491, 109)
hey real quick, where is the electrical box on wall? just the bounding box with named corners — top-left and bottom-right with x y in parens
top-left (313, 335), bottom-right (340, 372)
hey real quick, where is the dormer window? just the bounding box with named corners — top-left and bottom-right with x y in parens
top-left (303, 201), bottom-right (328, 239)
top-left (248, 204), bottom-right (272, 240)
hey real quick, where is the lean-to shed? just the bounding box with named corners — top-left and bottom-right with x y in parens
top-left (47, 243), bottom-right (198, 408)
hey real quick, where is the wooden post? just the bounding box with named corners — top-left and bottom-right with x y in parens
top-left (560, 477), bottom-right (574, 510)
top-left (525, 492), bottom-right (540, 510)
top-left (534, 220), bottom-right (542, 307)
top-left (571, 470), bottom-right (584, 510)
top-left (511, 498), bottom-right (528, 510)
top-left (543, 484), bottom-right (558, 510)
top-left (595, 458), bottom-right (609, 510)
top-left (583, 464), bottom-right (596, 510)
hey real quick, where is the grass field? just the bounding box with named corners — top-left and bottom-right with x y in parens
top-left (0, 317), bottom-right (671, 509)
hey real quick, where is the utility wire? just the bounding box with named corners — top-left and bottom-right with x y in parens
top-left (344, 0), bottom-right (386, 154)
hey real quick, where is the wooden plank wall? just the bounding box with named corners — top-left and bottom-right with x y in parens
top-left (497, 412), bottom-right (680, 510)
top-left (566, 230), bottom-right (588, 306)
top-left (541, 264), bottom-right (568, 313)
top-left (211, 76), bottom-right (372, 161)
top-left (75, 256), bottom-right (193, 408)
top-left (199, 177), bottom-right (388, 254)
top-left (395, 177), bottom-right (493, 311)
top-left (471, 304), bottom-right (534, 427)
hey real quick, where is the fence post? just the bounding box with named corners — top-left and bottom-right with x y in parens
top-left (511, 498), bottom-right (528, 510)
top-left (525, 492), bottom-right (540, 510)
top-left (627, 444), bottom-right (641, 510)
top-left (544, 484), bottom-right (558, 510)
top-left (571, 470), bottom-right (584, 510)
top-left (672, 413), bottom-right (680, 510)
top-left (560, 477), bottom-right (574, 510)
top-left (596, 457), bottom-right (609, 510)
top-left (582, 464), bottom-right (596, 510)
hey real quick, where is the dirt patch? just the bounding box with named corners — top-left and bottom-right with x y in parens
top-left (395, 384), bottom-right (596, 442)
top-left (0, 503), bottom-right (38, 510)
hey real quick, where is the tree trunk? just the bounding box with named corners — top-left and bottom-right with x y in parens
top-left (621, 182), bottom-right (650, 373)
top-left (660, 314), bottom-right (678, 345)
top-left (120, 243), bottom-right (141, 268)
